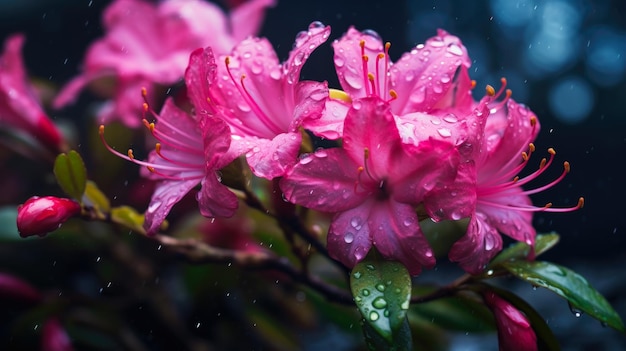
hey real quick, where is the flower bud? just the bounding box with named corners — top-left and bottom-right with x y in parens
top-left (483, 291), bottom-right (538, 351)
top-left (17, 196), bottom-right (81, 238)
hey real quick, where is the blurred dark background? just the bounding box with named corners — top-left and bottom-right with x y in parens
top-left (0, 0), bottom-right (625, 350)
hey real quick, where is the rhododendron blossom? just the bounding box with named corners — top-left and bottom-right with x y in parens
top-left (100, 98), bottom-right (237, 235)
top-left (0, 35), bottom-right (66, 153)
top-left (318, 27), bottom-right (474, 141)
top-left (54, 0), bottom-right (274, 127)
top-left (280, 96), bottom-right (459, 274)
top-left (185, 22), bottom-right (331, 179)
top-left (428, 82), bottom-right (584, 273)
top-left (483, 291), bottom-right (538, 351)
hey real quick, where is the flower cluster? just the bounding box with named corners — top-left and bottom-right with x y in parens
top-left (94, 20), bottom-right (582, 275)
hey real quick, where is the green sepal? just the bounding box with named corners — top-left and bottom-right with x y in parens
top-left (110, 206), bottom-right (146, 235)
top-left (53, 150), bottom-right (87, 202)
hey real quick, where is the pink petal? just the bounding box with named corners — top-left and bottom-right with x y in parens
top-left (369, 200), bottom-right (435, 275)
top-left (483, 292), bottom-right (538, 351)
top-left (199, 114), bottom-right (232, 169)
top-left (291, 80), bottom-right (328, 130)
top-left (304, 99), bottom-right (349, 140)
top-left (280, 148), bottom-right (369, 212)
top-left (243, 131), bottom-right (302, 179)
top-left (390, 29), bottom-right (472, 114)
top-left (144, 179), bottom-right (200, 235)
top-left (423, 162), bottom-right (477, 222)
top-left (185, 47), bottom-right (217, 119)
top-left (284, 21), bottom-right (331, 86)
top-left (229, 0), bottom-right (276, 42)
top-left (449, 213), bottom-right (503, 274)
top-left (479, 187), bottom-right (535, 246)
top-left (197, 172), bottom-right (238, 218)
top-left (331, 27), bottom-right (384, 98)
top-left (327, 203), bottom-right (373, 268)
top-left (342, 97), bottom-right (403, 174)
top-left (394, 110), bottom-right (468, 147)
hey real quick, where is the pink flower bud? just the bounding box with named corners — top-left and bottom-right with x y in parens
top-left (0, 272), bottom-right (42, 304)
top-left (17, 196), bottom-right (81, 238)
top-left (41, 318), bottom-right (74, 351)
top-left (483, 291), bottom-right (538, 351)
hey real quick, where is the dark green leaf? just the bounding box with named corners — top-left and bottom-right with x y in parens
top-left (362, 317), bottom-right (412, 351)
top-left (350, 251), bottom-right (412, 347)
top-left (484, 284), bottom-right (561, 351)
top-left (489, 233), bottom-right (560, 267)
top-left (53, 150), bottom-right (87, 201)
top-left (410, 289), bottom-right (495, 333)
top-left (502, 260), bottom-right (625, 332)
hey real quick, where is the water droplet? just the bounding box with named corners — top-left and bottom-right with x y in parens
top-left (362, 29), bottom-right (382, 43)
top-left (486, 269), bottom-right (494, 276)
top-left (242, 51), bottom-right (252, 59)
top-left (299, 156), bottom-right (313, 165)
top-left (424, 250), bottom-right (433, 258)
top-left (369, 311), bottom-right (379, 321)
top-left (443, 113), bottom-right (458, 123)
top-left (353, 271), bottom-right (362, 279)
top-left (334, 56), bottom-right (345, 67)
top-left (411, 86), bottom-right (426, 103)
top-left (344, 232), bottom-right (354, 243)
top-left (437, 128), bottom-right (452, 137)
top-left (314, 149), bottom-right (327, 158)
top-left (401, 300), bottom-right (410, 310)
top-left (293, 52), bottom-right (306, 66)
top-left (250, 61), bottom-right (263, 75)
top-left (366, 264), bottom-right (375, 271)
top-left (405, 71), bottom-right (414, 82)
top-left (344, 73), bottom-right (363, 90)
top-left (440, 75), bottom-right (451, 83)
top-left (375, 283), bottom-right (386, 292)
top-left (446, 44), bottom-right (463, 56)
top-left (484, 234), bottom-right (496, 251)
top-left (430, 117), bottom-right (442, 125)
top-left (372, 297), bottom-right (387, 309)
top-left (270, 69), bottom-right (281, 80)
top-left (350, 217), bottom-right (362, 230)
top-left (433, 83), bottom-right (443, 93)
top-left (147, 201), bottom-right (161, 213)
top-left (361, 289), bottom-right (370, 296)
top-left (568, 302), bottom-right (583, 318)
top-left (308, 21), bottom-right (325, 30)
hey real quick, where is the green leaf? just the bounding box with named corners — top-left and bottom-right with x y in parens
top-left (489, 233), bottom-right (560, 268)
top-left (53, 150), bottom-right (87, 201)
top-left (110, 206), bottom-right (146, 235)
top-left (350, 251), bottom-right (412, 348)
top-left (502, 260), bottom-right (625, 332)
top-left (483, 284), bottom-right (561, 351)
top-left (410, 289), bottom-right (495, 333)
top-left (362, 317), bottom-right (412, 351)
top-left (0, 206), bottom-right (20, 241)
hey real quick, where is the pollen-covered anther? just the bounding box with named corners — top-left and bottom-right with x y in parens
top-left (471, 80), bottom-right (477, 89)
top-left (127, 149), bottom-right (135, 160)
top-left (142, 102), bottom-right (149, 112)
top-left (486, 85), bottom-right (496, 97)
top-left (141, 87), bottom-right (148, 98)
top-left (577, 197), bottom-right (585, 209)
top-left (530, 116), bottom-right (537, 126)
top-left (548, 148), bottom-right (556, 155)
top-left (563, 161), bottom-right (571, 173)
top-left (388, 89), bottom-right (398, 101)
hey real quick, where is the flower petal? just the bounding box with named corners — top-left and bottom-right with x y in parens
top-left (229, 0), bottom-right (276, 42)
top-left (185, 47), bottom-right (217, 119)
top-left (284, 21), bottom-right (331, 86)
top-left (143, 179), bottom-right (199, 235)
top-left (280, 148), bottom-right (368, 212)
top-left (305, 99), bottom-right (349, 140)
top-left (197, 172), bottom-right (238, 218)
top-left (327, 203), bottom-right (373, 269)
top-left (449, 213), bottom-right (503, 274)
top-left (369, 200), bottom-right (435, 275)
top-left (244, 131), bottom-right (301, 179)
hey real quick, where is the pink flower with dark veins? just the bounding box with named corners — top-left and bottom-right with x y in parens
top-left (428, 82), bottom-right (584, 273)
top-left (0, 34), bottom-right (66, 153)
top-left (54, 0), bottom-right (274, 127)
top-left (100, 97), bottom-right (238, 235)
top-left (316, 27), bottom-right (474, 140)
top-left (185, 22), bottom-right (331, 179)
top-left (280, 96), bottom-right (459, 275)
top-left (483, 291), bottom-right (538, 351)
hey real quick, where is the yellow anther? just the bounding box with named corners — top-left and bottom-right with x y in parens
top-left (377, 53), bottom-right (385, 59)
top-left (360, 40), bottom-right (365, 49)
top-left (156, 143), bottom-right (162, 154)
top-left (539, 158), bottom-right (547, 169)
top-left (577, 197), bottom-right (585, 209)
top-left (563, 161), bottom-right (570, 173)
top-left (548, 148), bottom-right (556, 155)
top-left (385, 42), bottom-right (391, 50)
top-left (522, 152), bottom-right (529, 161)
top-left (329, 89), bottom-right (352, 103)
top-left (364, 148), bottom-right (370, 159)
top-left (141, 87), bottom-right (148, 97)
top-left (225, 56), bottom-right (231, 65)
top-left (512, 176), bottom-right (520, 183)
top-left (471, 80), bottom-right (477, 89)
top-left (98, 125), bottom-right (105, 135)
top-left (362, 55), bottom-right (369, 62)
top-left (530, 116), bottom-right (537, 126)
top-left (367, 72), bottom-right (375, 82)
top-left (147, 166), bottom-right (155, 173)
top-left (486, 85), bottom-right (496, 96)
top-left (128, 149), bottom-right (135, 160)
top-left (389, 90), bottom-right (398, 100)
top-left (142, 102), bottom-right (149, 112)
top-left (529, 143), bottom-right (535, 152)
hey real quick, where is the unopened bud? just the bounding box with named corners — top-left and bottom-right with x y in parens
top-left (483, 291), bottom-right (538, 351)
top-left (0, 273), bottom-right (42, 303)
top-left (17, 196), bottom-right (81, 238)
top-left (41, 318), bottom-right (74, 351)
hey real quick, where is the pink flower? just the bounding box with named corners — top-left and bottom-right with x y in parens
top-left (185, 22), bottom-right (330, 179)
top-left (317, 28), bottom-right (474, 140)
top-left (17, 196), bottom-right (81, 238)
top-left (0, 272), bottom-right (42, 304)
top-left (430, 83), bottom-right (584, 273)
top-left (54, 0), bottom-right (274, 127)
top-left (41, 318), bottom-right (74, 351)
top-left (100, 98), bottom-right (238, 235)
top-left (0, 34), bottom-right (66, 153)
top-left (280, 97), bottom-right (459, 275)
top-left (483, 291), bottom-right (538, 351)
